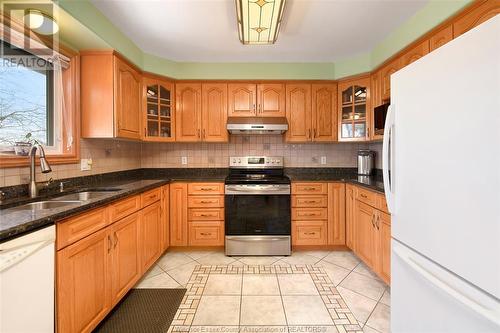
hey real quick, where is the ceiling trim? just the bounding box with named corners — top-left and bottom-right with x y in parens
top-left (58, 0), bottom-right (471, 80)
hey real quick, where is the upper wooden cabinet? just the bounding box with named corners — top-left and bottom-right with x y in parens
top-left (453, 1), bottom-right (500, 37)
top-left (228, 83), bottom-right (285, 117)
top-left (257, 83), bottom-right (286, 117)
top-left (81, 51), bottom-right (142, 140)
top-left (429, 25), bottom-right (453, 51)
top-left (286, 83), bottom-right (312, 142)
top-left (400, 40), bottom-right (430, 67)
top-left (228, 83), bottom-right (257, 117)
top-left (285, 83), bottom-right (337, 142)
top-left (338, 77), bottom-right (370, 141)
top-left (143, 75), bottom-right (175, 141)
top-left (311, 84), bottom-right (337, 142)
top-left (176, 83), bottom-right (228, 142)
top-left (176, 83), bottom-right (202, 142)
top-left (202, 83), bottom-right (229, 142)
top-left (379, 58), bottom-right (401, 101)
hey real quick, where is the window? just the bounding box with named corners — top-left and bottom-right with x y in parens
top-left (0, 41), bottom-right (59, 154)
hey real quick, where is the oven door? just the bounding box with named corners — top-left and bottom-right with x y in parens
top-left (225, 184), bottom-right (291, 236)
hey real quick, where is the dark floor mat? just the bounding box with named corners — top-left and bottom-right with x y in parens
top-left (94, 288), bottom-right (186, 333)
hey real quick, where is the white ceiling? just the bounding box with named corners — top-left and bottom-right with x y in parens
top-left (90, 0), bottom-right (428, 63)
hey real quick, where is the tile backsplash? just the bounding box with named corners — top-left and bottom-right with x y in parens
top-left (141, 136), bottom-right (368, 168)
top-left (1, 136), bottom-right (382, 187)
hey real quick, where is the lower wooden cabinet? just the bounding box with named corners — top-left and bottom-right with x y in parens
top-left (327, 183), bottom-right (345, 245)
top-left (188, 222), bottom-right (224, 246)
top-left (57, 187), bottom-right (167, 333)
top-left (170, 183), bottom-right (189, 246)
top-left (345, 184), bottom-right (356, 249)
top-left (140, 201), bottom-right (162, 272)
top-left (292, 220), bottom-right (327, 245)
top-left (161, 185), bottom-right (170, 251)
top-left (57, 228), bottom-right (111, 333)
top-left (110, 212), bottom-right (141, 305)
top-left (352, 188), bottom-right (391, 285)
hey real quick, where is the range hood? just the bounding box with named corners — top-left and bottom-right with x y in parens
top-left (226, 117), bottom-right (288, 135)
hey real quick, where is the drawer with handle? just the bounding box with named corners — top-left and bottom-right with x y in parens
top-left (292, 183), bottom-right (328, 195)
top-left (141, 188), bottom-right (161, 207)
top-left (188, 208), bottom-right (224, 221)
top-left (188, 195), bottom-right (224, 208)
top-left (188, 183), bottom-right (224, 195)
top-left (109, 195), bottom-right (141, 222)
top-left (188, 222), bottom-right (224, 246)
top-left (292, 221), bottom-right (327, 245)
top-left (292, 207), bottom-right (328, 220)
top-left (292, 195), bottom-right (327, 208)
top-left (57, 207), bottom-right (109, 250)
top-left (356, 187), bottom-right (378, 207)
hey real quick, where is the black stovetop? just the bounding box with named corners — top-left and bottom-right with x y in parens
top-left (225, 169), bottom-right (290, 185)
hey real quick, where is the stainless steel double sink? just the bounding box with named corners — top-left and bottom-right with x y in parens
top-left (8, 188), bottom-right (122, 212)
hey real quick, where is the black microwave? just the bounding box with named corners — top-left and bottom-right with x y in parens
top-left (373, 102), bottom-right (390, 136)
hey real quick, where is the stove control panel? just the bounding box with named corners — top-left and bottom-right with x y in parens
top-left (229, 156), bottom-right (284, 168)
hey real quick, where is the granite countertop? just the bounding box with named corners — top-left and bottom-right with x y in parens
top-left (1, 167), bottom-right (383, 243)
top-left (284, 168), bottom-right (385, 193)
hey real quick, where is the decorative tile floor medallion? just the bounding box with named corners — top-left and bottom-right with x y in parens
top-left (169, 264), bottom-right (363, 333)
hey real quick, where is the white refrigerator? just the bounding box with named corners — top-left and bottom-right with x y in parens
top-left (383, 15), bottom-right (500, 333)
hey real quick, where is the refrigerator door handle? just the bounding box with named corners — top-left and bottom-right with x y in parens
top-left (393, 242), bottom-right (500, 327)
top-left (382, 104), bottom-right (396, 213)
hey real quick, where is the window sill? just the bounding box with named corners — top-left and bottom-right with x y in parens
top-left (0, 152), bottom-right (79, 168)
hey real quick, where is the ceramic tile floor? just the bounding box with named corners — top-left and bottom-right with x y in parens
top-left (134, 249), bottom-right (390, 333)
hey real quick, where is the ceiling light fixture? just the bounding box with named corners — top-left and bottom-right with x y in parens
top-left (24, 9), bottom-right (59, 35)
top-left (235, 0), bottom-right (286, 45)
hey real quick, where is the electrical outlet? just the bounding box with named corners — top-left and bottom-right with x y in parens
top-left (320, 156), bottom-right (327, 165)
top-left (81, 158), bottom-right (93, 171)
top-left (181, 156), bottom-right (188, 165)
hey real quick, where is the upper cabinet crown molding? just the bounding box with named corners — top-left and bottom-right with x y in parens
top-left (453, 1), bottom-right (500, 37)
top-left (81, 51), bottom-right (142, 140)
top-left (400, 40), bottom-right (430, 67)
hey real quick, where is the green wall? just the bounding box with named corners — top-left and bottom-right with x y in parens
top-left (58, 0), bottom-right (472, 80)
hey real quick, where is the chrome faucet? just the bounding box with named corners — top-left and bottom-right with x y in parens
top-left (28, 143), bottom-right (52, 198)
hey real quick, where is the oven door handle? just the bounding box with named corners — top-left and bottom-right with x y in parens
top-left (225, 185), bottom-right (290, 195)
top-left (225, 236), bottom-right (289, 242)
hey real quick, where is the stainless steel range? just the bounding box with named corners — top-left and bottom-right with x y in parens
top-left (225, 156), bottom-right (291, 256)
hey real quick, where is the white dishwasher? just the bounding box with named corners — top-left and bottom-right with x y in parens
top-left (0, 225), bottom-right (55, 333)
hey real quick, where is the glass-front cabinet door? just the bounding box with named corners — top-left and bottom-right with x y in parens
top-left (338, 77), bottom-right (370, 141)
top-left (143, 77), bottom-right (174, 141)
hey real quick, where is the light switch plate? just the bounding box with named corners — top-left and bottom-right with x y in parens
top-left (320, 156), bottom-right (327, 165)
top-left (181, 156), bottom-right (188, 165)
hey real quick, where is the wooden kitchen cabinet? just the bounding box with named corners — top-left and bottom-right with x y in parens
top-left (345, 184), bottom-right (356, 250)
top-left (142, 75), bottom-right (175, 141)
top-left (140, 201), bottom-right (162, 273)
top-left (286, 83), bottom-right (337, 142)
top-left (228, 83), bottom-right (285, 117)
top-left (370, 71), bottom-right (384, 141)
top-left (429, 25), bottom-right (453, 51)
top-left (286, 83), bottom-right (312, 142)
top-left (257, 83), bottom-right (286, 117)
top-left (170, 183), bottom-right (189, 246)
top-left (176, 83), bottom-right (202, 142)
top-left (176, 83), bottom-right (228, 142)
top-left (354, 201), bottom-right (377, 268)
top-left (380, 58), bottom-right (401, 102)
top-left (327, 183), bottom-right (346, 245)
top-left (57, 228), bottom-right (111, 333)
top-left (228, 83), bottom-right (257, 117)
top-left (453, 1), bottom-right (500, 37)
top-left (338, 77), bottom-right (370, 141)
top-left (81, 51), bottom-right (142, 140)
top-left (201, 83), bottom-right (228, 142)
top-left (110, 212), bottom-right (141, 305)
top-left (312, 83), bottom-right (337, 142)
top-left (161, 185), bottom-right (170, 252)
top-left (400, 40), bottom-right (430, 67)
top-left (377, 210), bottom-right (392, 284)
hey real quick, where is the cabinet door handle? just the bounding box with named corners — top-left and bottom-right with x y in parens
top-left (114, 232), bottom-right (118, 249)
top-left (200, 188), bottom-right (212, 191)
top-left (376, 214), bottom-right (380, 230)
top-left (258, 104), bottom-right (261, 114)
top-left (360, 193), bottom-right (368, 199)
top-left (200, 232), bottom-right (212, 236)
top-left (303, 200), bottom-right (318, 203)
top-left (371, 215), bottom-right (376, 228)
top-left (303, 187), bottom-right (316, 191)
top-left (302, 213), bottom-right (318, 216)
top-left (253, 104), bottom-right (256, 114)
top-left (107, 235), bottom-right (112, 253)
top-left (314, 128), bottom-right (317, 138)
top-left (200, 200), bottom-right (214, 204)
top-left (197, 129), bottom-right (201, 138)
top-left (304, 232), bottom-right (316, 235)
